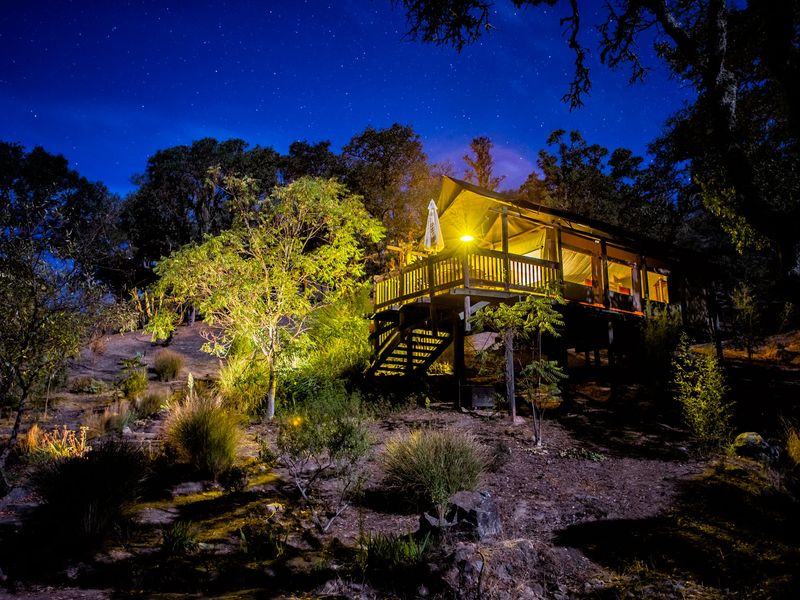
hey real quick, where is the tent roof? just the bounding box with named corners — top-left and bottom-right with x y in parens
top-left (435, 176), bottom-right (692, 262)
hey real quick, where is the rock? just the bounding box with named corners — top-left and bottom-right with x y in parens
top-left (171, 481), bottom-right (205, 496)
top-left (420, 490), bottom-right (503, 540)
top-left (732, 432), bottom-right (778, 463)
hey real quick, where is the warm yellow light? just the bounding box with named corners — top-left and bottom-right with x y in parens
top-left (291, 416), bottom-right (303, 427)
top-left (460, 234), bottom-right (475, 242)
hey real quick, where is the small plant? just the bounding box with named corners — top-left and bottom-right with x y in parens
top-left (358, 531), bottom-right (432, 574)
top-left (162, 521), bottom-right (199, 556)
top-left (518, 359), bottom-right (566, 446)
top-left (383, 429), bottom-right (489, 517)
top-left (136, 391), bottom-right (168, 417)
top-left (154, 349), bottom-right (186, 381)
top-left (785, 421), bottom-right (800, 467)
top-left (731, 284), bottom-right (760, 362)
top-left (257, 436), bottom-right (278, 467)
top-left (32, 440), bottom-right (149, 546)
top-left (672, 334), bottom-right (731, 449)
top-left (165, 377), bottom-right (241, 479)
top-left (219, 465), bottom-right (249, 492)
top-left (27, 425), bottom-right (90, 462)
top-left (238, 519), bottom-right (288, 559)
top-left (85, 399), bottom-right (138, 436)
top-left (559, 447), bottom-right (607, 462)
top-left (69, 377), bottom-right (107, 394)
top-left (118, 355), bottom-right (148, 401)
top-left (216, 353), bottom-right (272, 415)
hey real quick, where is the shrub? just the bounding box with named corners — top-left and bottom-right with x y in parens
top-left (358, 531), bottom-right (432, 575)
top-left (32, 440), bottom-right (148, 545)
top-left (786, 423), bottom-right (800, 467)
top-left (85, 399), bottom-right (137, 436)
top-left (216, 353), bottom-right (271, 415)
top-left (383, 429), bottom-right (489, 516)
top-left (119, 369), bottom-right (148, 400)
top-left (672, 334), bottom-right (731, 448)
top-left (26, 425), bottom-right (90, 462)
top-left (640, 302), bottom-right (683, 388)
top-left (162, 521), bottom-right (199, 556)
top-left (277, 380), bottom-right (371, 532)
top-left (165, 383), bottom-right (241, 479)
top-left (154, 349), bottom-right (186, 381)
top-left (69, 376), bottom-right (107, 394)
top-left (219, 465), bottom-right (249, 492)
top-left (238, 519), bottom-right (288, 559)
top-left (136, 390), bottom-right (169, 417)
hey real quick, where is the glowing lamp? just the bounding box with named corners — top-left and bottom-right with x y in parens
top-left (459, 234), bottom-right (475, 242)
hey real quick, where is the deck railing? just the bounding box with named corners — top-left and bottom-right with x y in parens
top-left (374, 248), bottom-right (559, 309)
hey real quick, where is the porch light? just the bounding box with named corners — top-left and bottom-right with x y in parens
top-left (460, 234), bottom-right (475, 242)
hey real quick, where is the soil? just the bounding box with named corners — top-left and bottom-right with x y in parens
top-left (1, 325), bottom-right (799, 599)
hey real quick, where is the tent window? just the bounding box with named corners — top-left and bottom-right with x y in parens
top-left (608, 261), bottom-right (633, 295)
top-left (647, 271), bottom-right (669, 303)
top-left (562, 247), bottom-right (593, 286)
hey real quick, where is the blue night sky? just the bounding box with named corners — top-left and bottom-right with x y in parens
top-left (0, 0), bottom-right (692, 195)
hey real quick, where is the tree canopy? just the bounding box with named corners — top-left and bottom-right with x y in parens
top-left (148, 176), bottom-right (384, 418)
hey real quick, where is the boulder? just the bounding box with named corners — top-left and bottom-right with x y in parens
top-left (420, 490), bottom-right (503, 540)
top-left (732, 432), bottom-right (778, 463)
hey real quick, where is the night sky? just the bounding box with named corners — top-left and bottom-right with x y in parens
top-left (1, 0), bottom-right (693, 195)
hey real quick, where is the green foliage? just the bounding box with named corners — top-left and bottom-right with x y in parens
top-left (161, 521), bottom-right (199, 556)
top-left (165, 383), bottom-right (242, 479)
top-left (238, 519), bottom-right (288, 559)
top-left (641, 302), bottom-right (684, 388)
top-left (358, 531), bottom-right (432, 574)
top-left (154, 348), bottom-right (186, 381)
top-left (383, 429), bottom-right (489, 515)
top-left (136, 390), bottom-right (169, 417)
top-left (471, 288), bottom-right (565, 341)
top-left (257, 436), bottom-right (278, 468)
top-left (218, 465), bottom-right (249, 492)
top-left (672, 335), bottom-right (731, 448)
top-left (118, 368), bottom-right (148, 400)
top-left (148, 176), bottom-right (384, 419)
top-left (277, 380), bottom-right (370, 532)
top-left (85, 399), bottom-right (138, 436)
top-left (216, 350), bottom-right (272, 415)
top-left (700, 182), bottom-right (769, 254)
top-left (731, 284), bottom-right (761, 362)
top-left (69, 377), bottom-right (107, 394)
top-left (32, 440), bottom-right (149, 546)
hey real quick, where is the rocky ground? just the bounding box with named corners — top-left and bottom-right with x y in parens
top-left (1, 326), bottom-right (799, 599)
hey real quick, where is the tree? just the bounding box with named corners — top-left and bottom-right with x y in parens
top-left (472, 290), bottom-right (565, 427)
top-left (147, 176), bottom-right (383, 419)
top-left (122, 138), bottom-right (282, 288)
top-left (0, 143), bottom-right (113, 491)
top-left (342, 124), bottom-right (434, 245)
top-left (281, 140), bottom-right (344, 183)
top-left (463, 136), bottom-right (505, 190)
top-left (396, 0), bottom-right (800, 283)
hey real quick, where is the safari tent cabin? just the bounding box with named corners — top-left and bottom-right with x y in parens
top-left (369, 176), bottom-right (685, 376)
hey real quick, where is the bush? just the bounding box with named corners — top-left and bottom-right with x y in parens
top-left (154, 349), bottom-right (186, 381)
top-left (383, 429), bottom-right (489, 515)
top-left (69, 376), bottom-right (107, 394)
top-left (640, 302), bottom-right (683, 388)
top-left (119, 369), bottom-right (148, 400)
top-left (672, 334), bottom-right (731, 448)
top-left (165, 383), bottom-right (241, 479)
top-left (786, 422), bottom-right (800, 467)
top-left (277, 380), bottom-right (371, 532)
top-left (238, 519), bottom-right (288, 559)
top-left (161, 521), bottom-right (199, 556)
top-left (358, 531), bottom-right (432, 575)
top-left (136, 390), bottom-right (169, 417)
top-left (32, 440), bottom-right (148, 545)
top-left (216, 353), bottom-right (271, 415)
top-left (85, 399), bottom-right (137, 436)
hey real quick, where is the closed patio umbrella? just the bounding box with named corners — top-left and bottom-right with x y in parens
top-left (423, 199), bottom-right (445, 252)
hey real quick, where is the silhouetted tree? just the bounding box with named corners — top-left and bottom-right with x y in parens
top-left (463, 136), bottom-right (505, 190)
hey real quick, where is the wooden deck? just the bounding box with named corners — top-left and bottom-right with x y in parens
top-left (374, 247), bottom-right (560, 309)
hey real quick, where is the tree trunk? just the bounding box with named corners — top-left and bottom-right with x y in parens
top-left (504, 328), bottom-right (516, 420)
top-left (266, 360), bottom-right (277, 420)
top-left (0, 386), bottom-right (30, 481)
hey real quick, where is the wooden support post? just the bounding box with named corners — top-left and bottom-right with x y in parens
top-left (504, 328), bottom-right (516, 420)
top-left (453, 317), bottom-right (465, 408)
top-left (501, 208), bottom-right (510, 290)
top-left (631, 262), bottom-right (643, 312)
top-left (600, 240), bottom-right (610, 309)
top-left (554, 226), bottom-right (564, 293)
top-left (463, 248), bottom-right (472, 331)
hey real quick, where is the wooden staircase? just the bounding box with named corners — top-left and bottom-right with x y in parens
top-left (369, 309), bottom-right (453, 376)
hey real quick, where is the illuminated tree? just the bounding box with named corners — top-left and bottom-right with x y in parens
top-left (147, 176), bottom-right (384, 419)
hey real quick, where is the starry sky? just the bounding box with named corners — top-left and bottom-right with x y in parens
top-left (0, 0), bottom-right (692, 195)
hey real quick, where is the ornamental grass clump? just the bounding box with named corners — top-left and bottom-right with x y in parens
top-left (165, 377), bottom-right (241, 480)
top-left (383, 429), bottom-right (489, 516)
top-left (153, 348), bottom-right (186, 381)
